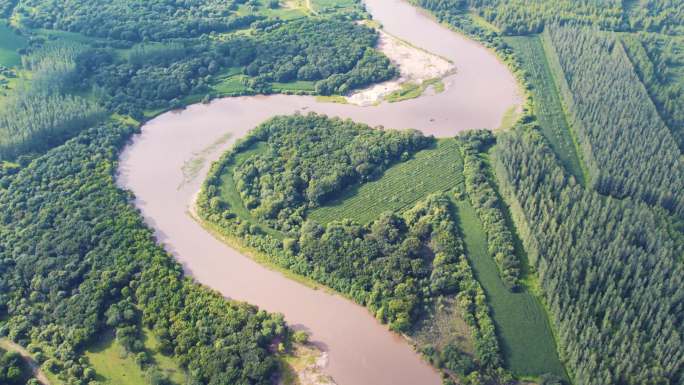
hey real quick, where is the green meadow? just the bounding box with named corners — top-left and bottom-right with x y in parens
top-left (453, 198), bottom-right (565, 378)
top-left (85, 329), bottom-right (187, 385)
top-left (0, 22), bottom-right (27, 67)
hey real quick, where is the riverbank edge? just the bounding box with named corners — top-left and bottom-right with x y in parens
top-left (403, 1), bottom-right (530, 128)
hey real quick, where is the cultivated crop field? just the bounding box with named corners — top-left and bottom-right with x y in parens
top-left (453, 198), bottom-right (566, 378)
top-left (308, 138), bottom-right (464, 224)
top-left (505, 35), bottom-right (585, 184)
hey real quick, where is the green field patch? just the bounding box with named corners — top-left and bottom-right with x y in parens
top-left (85, 329), bottom-right (187, 385)
top-left (505, 35), bottom-right (585, 184)
top-left (0, 71), bottom-right (27, 100)
top-left (32, 28), bottom-right (108, 45)
top-left (308, 138), bottom-right (463, 225)
top-left (0, 22), bottom-right (27, 67)
top-left (453, 199), bottom-right (565, 378)
top-left (385, 78), bottom-right (444, 103)
top-left (272, 80), bottom-right (316, 93)
top-left (216, 141), bottom-right (285, 239)
top-left (497, 105), bottom-right (519, 131)
top-left (212, 72), bottom-right (250, 95)
top-left (235, 1), bottom-right (307, 19)
top-left (260, 2), bottom-right (309, 19)
top-left (315, 94), bottom-right (348, 104)
top-left (310, 0), bottom-right (359, 14)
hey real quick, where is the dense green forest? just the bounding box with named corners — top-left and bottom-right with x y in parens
top-left (0, 4), bottom-right (395, 158)
top-left (0, 122), bottom-right (287, 385)
top-left (494, 129), bottom-right (683, 385)
top-left (87, 17), bottom-right (395, 115)
top-left (415, 0), bottom-right (683, 35)
top-left (415, 2), bottom-right (684, 385)
top-left (0, 91), bottom-right (105, 160)
top-left (15, 0), bottom-right (260, 41)
top-left (0, 1), bottom-right (405, 382)
top-left (0, 348), bottom-right (33, 385)
top-left (622, 32), bottom-right (684, 150)
top-left (543, 25), bottom-right (684, 215)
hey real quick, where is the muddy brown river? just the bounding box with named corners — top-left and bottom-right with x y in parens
top-left (117, 1), bottom-right (521, 384)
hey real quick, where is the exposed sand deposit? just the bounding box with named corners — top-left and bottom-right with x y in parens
top-left (346, 29), bottom-right (455, 106)
top-left (279, 345), bottom-right (336, 385)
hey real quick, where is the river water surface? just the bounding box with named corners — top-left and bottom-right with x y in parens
top-left (117, 1), bottom-right (521, 384)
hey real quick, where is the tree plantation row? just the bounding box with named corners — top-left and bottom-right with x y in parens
top-left (416, 0), bottom-right (683, 35)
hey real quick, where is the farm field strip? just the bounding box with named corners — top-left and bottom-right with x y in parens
top-left (505, 35), bottom-right (585, 184)
top-left (308, 138), bottom-right (464, 224)
top-left (453, 199), bottom-right (565, 378)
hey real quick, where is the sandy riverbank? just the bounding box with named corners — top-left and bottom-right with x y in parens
top-left (346, 29), bottom-right (455, 106)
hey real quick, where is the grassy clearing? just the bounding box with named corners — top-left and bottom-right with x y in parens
top-left (215, 141), bottom-right (285, 239)
top-left (308, 138), bottom-right (463, 225)
top-left (310, 0), bottom-right (359, 14)
top-left (0, 22), bottom-right (27, 67)
top-left (235, 1), bottom-right (308, 19)
top-left (315, 95), bottom-right (348, 104)
top-left (0, 71), bottom-right (27, 99)
top-left (385, 78), bottom-right (445, 103)
top-left (411, 297), bottom-right (474, 356)
top-left (31, 28), bottom-right (104, 45)
top-left (272, 80), bottom-right (316, 93)
top-left (142, 330), bottom-right (187, 384)
top-left (211, 68), bottom-right (316, 96)
top-left (497, 105), bottom-right (519, 131)
top-left (211, 68), bottom-right (251, 95)
top-left (85, 329), bottom-right (186, 385)
top-left (469, 12), bottom-right (500, 33)
top-left (452, 198), bottom-right (565, 378)
top-left (505, 35), bottom-right (585, 185)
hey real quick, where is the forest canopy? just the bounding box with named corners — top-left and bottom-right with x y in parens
top-left (416, 0), bottom-right (684, 35)
top-left (543, 25), bottom-right (684, 215)
top-left (0, 122), bottom-right (287, 385)
top-left (14, 0), bottom-right (260, 41)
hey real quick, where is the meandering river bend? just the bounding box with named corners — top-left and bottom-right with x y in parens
top-left (117, 1), bottom-right (521, 384)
